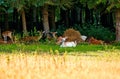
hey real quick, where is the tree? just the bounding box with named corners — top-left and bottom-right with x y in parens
top-left (30, 0), bottom-right (73, 32)
top-left (49, 5), bottom-right (56, 30)
top-left (27, 0), bottom-right (54, 32)
top-left (57, 0), bottom-right (74, 27)
top-left (42, 4), bottom-right (50, 33)
top-left (0, 0), bottom-right (13, 30)
top-left (6, 0), bottom-right (28, 36)
top-left (3, 0), bottom-right (74, 34)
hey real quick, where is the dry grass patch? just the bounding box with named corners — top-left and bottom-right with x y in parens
top-left (0, 51), bottom-right (120, 79)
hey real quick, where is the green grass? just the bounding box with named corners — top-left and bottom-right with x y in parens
top-left (0, 42), bottom-right (119, 54)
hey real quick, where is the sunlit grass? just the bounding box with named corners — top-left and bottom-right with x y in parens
top-left (0, 50), bottom-right (120, 79)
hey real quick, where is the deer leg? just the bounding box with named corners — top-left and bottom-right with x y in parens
top-left (3, 36), bottom-right (7, 43)
top-left (9, 36), bottom-right (13, 43)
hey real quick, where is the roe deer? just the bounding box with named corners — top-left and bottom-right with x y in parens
top-left (60, 37), bottom-right (77, 47)
top-left (87, 37), bottom-right (104, 45)
top-left (56, 36), bottom-right (63, 45)
top-left (42, 31), bottom-right (57, 41)
top-left (21, 31), bottom-right (43, 42)
top-left (2, 31), bottom-right (13, 43)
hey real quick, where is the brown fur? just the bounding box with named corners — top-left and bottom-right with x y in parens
top-left (20, 31), bottom-right (42, 42)
top-left (0, 38), bottom-right (13, 44)
top-left (56, 36), bottom-right (63, 45)
top-left (87, 37), bottom-right (104, 45)
top-left (2, 31), bottom-right (13, 43)
top-left (63, 28), bottom-right (83, 43)
top-left (47, 32), bottom-right (57, 41)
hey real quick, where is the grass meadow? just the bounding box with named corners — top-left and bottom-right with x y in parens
top-left (0, 43), bottom-right (120, 79)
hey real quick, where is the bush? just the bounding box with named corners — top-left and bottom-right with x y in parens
top-left (74, 24), bottom-right (115, 42)
top-left (56, 25), bottom-right (67, 36)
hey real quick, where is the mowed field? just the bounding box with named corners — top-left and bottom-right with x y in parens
top-left (0, 50), bottom-right (120, 79)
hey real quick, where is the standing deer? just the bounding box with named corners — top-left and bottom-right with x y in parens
top-left (47, 32), bottom-right (57, 40)
top-left (41, 31), bottom-right (57, 41)
top-left (20, 31), bottom-right (43, 42)
top-left (2, 31), bottom-right (13, 43)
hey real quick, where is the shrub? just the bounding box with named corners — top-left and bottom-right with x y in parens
top-left (56, 25), bottom-right (67, 36)
top-left (74, 24), bottom-right (115, 42)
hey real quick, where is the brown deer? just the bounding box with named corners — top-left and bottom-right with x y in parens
top-left (87, 37), bottom-right (104, 45)
top-left (41, 31), bottom-right (57, 41)
top-left (47, 32), bottom-right (57, 40)
top-left (2, 31), bottom-right (13, 43)
top-left (20, 31), bottom-right (43, 43)
top-left (56, 36), bottom-right (63, 45)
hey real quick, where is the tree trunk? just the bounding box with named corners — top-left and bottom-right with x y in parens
top-left (21, 8), bottom-right (27, 36)
top-left (115, 8), bottom-right (120, 41)
top-left (77, 7), bottom-right (82, 24)
top-left (79, 7), bottom-right (83, 25)
top-left (85, 4), bottom-right (91, 23)
top-left (100, 12), bottom-right (114, 30)
top-left (42, 4), bottom-right (50, 33)
top-left (49, 6), bottom-right (56, 31)
top-left (4, 12), bottom-right (9, 30)
top-left (65, 10), bottom-right (69, 27)
top-left (32, 7), bottom-right (38, 29)
top-left (13, 8), bottom-right (20, 32)
top-left (71, 8), bottom-right (77, 25)
top-left (0, 27), bottom-right (1, 38)
top-left (60, 9), bottom-right (70, 27)
top-left (33, 7), bottom-right (37, 23)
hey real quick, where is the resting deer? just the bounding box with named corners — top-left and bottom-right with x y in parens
top-left (87, 37), bottom-right (104, 45)
top-left (2, 31), bottom-right (13, 43)
top-left (60, 37), bottom-right (77, 47)
top-left (20, 31), bottom-right (43, 42)
top-left (56, 36), bottom-right (63, 45)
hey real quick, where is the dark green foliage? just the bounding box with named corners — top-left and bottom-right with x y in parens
top-left (56, 25), bottom-right (67, 36)
top-left (73, 24), bottom-right (115, 42)
top-left (112, 41), bottom-right (120, 46)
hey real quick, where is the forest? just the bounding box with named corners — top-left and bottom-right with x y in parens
top-left (0, 0), bottom-right (120, 42)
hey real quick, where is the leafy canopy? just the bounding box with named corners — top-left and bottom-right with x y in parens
top-left (80, 0), bottom-right (120, 11)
